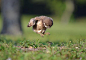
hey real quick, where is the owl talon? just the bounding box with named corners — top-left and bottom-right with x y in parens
top-left (40, 34), bottom-right (44, 37)
top-left (48, 33), bottom-right (50, 35)
top-left (44, 32), bottom-right (50, 35)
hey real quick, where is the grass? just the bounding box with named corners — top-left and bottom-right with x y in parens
top-left (0, 36), bottom-right (86, 60)
top-left (0, 15), bottom-right (86, 60)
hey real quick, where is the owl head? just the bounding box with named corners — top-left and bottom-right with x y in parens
top-left (27, 18), bottom-right (36, 27)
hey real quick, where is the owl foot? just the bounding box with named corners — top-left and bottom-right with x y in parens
top-left (44, 32), bottom-right (50, 35)
top-left (36, 32), bottom-right (44, 37)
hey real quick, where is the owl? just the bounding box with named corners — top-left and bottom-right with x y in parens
top-left (27, 16), bottom-right (53, 37)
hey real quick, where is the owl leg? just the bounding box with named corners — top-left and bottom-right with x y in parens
top-left (36, 32), bottom-right (44, 37)
top-left (36, 30), bottom-right (44, 37)
top-left (44, 32), bottom-right (50, 35)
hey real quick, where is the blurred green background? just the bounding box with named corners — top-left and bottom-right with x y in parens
top-left (0, 0), bottom-right (86, 42)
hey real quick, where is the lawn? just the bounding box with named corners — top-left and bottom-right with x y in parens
top-left (0, 15), bottom-right (86, 60)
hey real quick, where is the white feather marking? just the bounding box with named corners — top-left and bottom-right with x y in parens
top-left (44, 23), bottom-right (48, 28)
top-left (42, 30), bottom-right (45, 33)
top-left (38, 30), bottom-right (41, 33)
